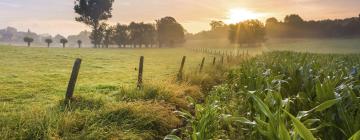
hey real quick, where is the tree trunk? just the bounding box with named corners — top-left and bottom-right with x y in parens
top-left (63, 43), bottom-right (65, 48)
top-left (47, 43), bottom-right (50, 48)
top-left (27, 42), bottom-right (30, 47)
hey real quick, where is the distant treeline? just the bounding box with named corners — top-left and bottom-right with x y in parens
top-left (88, 17), bottom-right (185, 48)
top-left (266, 14), bottom-right (360, 38)
top-left (74, 0), bottom-right (185, 48)
top-left (188, 14), bottom-right (360, 41)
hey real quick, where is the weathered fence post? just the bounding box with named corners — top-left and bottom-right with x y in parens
top-left (213, 57), bottom-right (216, 65)
top-left (64, 58), bottom-right (82, 104)
top-left (177, 56), bottom-right (186, 81)
top-left (199, 57), bottom-right (205, 73)
top-left (137, 56), bottom-right (144, 88)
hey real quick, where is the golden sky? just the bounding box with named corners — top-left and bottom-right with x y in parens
top-left (0, 0), bottom-right (359, 36)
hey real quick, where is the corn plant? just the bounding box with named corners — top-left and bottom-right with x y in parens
top-left (167, 52), bottom-right (360, 140)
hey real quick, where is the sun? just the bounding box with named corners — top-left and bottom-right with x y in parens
top-left (225, 8), bottom-right (263, 24)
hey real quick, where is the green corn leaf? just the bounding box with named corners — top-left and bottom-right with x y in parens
top-left (303, 119), bottom-right (320, 127)
top-left (349, 130), bottom-right (360, 140)
top-left (249, 93), bottom-right (274, 119)
top-left (255, 117), bottom-right (270, 128)
top-left (313, 98), bottom-right (339, 112)
top-left (283, 110), bottom-right (316, 140)
top-left (279, 121), bottom-right (291, 140)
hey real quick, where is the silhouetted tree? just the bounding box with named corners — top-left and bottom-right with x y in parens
top-left (77, 40), bottom-right (82, 48)
top-left (128, 22), bottom-right (142, 48)
top-left (45, 38), bottom-right (53, 48)
top-left (156, 17), bottom-right (185, 47)
top-left (103, 25), bottom-right (114, 48)
top-left (23, 37), bottom-right (34, 47)
top-left (266, 17), bottom-right (279, 25)
top-left (229, 20), bottom-right (266, 46)
top-left (60, 38), bottom-right (68, 48)
top-left (210, 21), bottom-right (225, 31)
top-left (143, 23), bottom-right (157, 47)
top-left (113, 24), bottom-right (128, 48)
top-left (90, 23), bottom-right (107, 47)
top-left (187, 21), bottom-right (229, 40)
top-left (74, 0), bottom-right (114, 48)
top-left (284, 14), bottom-right (304, 26)
top-left (266, 14), bottom-right (360, 38)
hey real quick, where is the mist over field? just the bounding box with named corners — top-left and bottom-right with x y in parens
top-left (1, 0), bottom-right (360, 139)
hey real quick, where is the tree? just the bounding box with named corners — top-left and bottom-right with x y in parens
top-left (60, 38), bottom-right (68, 48)
top-left (266, 17), bottom-right (279, 26)
top-left (45, 38), bottom-right (53, 48)
top-left (113, 24), bottom-right (129, 48)
top-left (143, 24), bottom-right (157, 47)
top-left (89, 23), bottom-right (107, 48)
top-left (156, 17), bottom-right (185, 47)
top-left (23, 37), bottom-right (34, 47)
top-left (103, 25), bottom-right (114, 48)
top-left (210, 21), bottom-right (225, 31)
top-left (74, 0), bottom-right (114, 48)
top-left (228, 20), bottom-right (266, 46)
top-left (284, 14), bottom-right (304, 26)
top-left (128, 22), bottom-right (142, 48)
top-left (77, 40), bottom-right (82, 48)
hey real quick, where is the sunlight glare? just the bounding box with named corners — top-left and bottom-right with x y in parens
top-left (225, 8), bottom-right (264, 24)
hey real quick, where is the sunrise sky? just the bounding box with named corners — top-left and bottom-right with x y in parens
top-left (0, 0), bottom-right (359, 36)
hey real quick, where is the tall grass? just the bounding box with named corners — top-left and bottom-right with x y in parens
top-left (0, 80), bottom-right (203, 139)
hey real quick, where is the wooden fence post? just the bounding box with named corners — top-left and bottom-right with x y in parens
top-left (199, 57), bottom-right (205, 73)
top-left (64, 58), bottom-right (82, 104)
top-left (177, 56), bottom-right (186, 81)
top-left (137, 56), bottom-right (144, 88)
top-left (213, 57), bottom-right (216, 65)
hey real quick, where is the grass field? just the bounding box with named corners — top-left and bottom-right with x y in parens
top-left (0, 45), bottom-right (217, 139)
top-left (0, 45), bottom-right (213, 108)
top-left (1, 38), bottom-right (360, 139)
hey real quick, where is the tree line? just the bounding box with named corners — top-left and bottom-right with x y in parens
top-left (74, 0), bottom-right (185, 48)
top-left (188, 13), bottom-right (360, 46)
top-left (23, 0), bottom-right (185, 48)
top-left (266, 14), bottom-right (360, 38)
top-left (23, 36), bottom-right (81, 48)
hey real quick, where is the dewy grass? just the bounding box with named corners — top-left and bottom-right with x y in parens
top-left (0, 45), bottom-right (215, 139)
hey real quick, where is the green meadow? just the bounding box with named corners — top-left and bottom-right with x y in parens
top-left (1, 38), bottom-right (360, 139)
